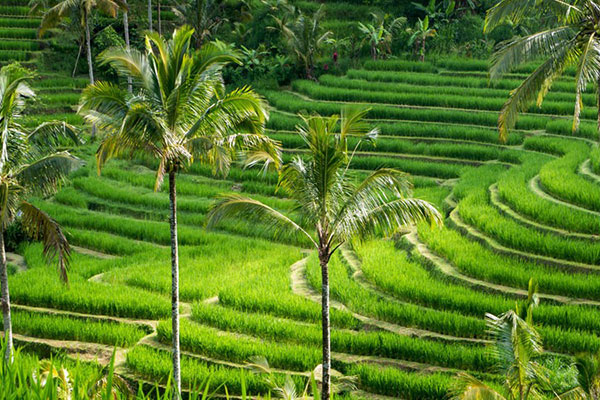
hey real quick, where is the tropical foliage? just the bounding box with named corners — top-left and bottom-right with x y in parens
top-left (0, 65), bottom-right (79, 361)
top-left (206, 106), bottom-right (442, 400)
top-left (77, 24), bottom-right (278, 398)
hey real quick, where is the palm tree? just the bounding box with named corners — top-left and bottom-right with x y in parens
top-left (557, 352), bottom-right (600, 399)
top-left (206, 107), bottom-right (442, 400)
top-left (451, 309), bottom-right (550, 400)
top-left (0, 67), bottom-right (80, 361)
top-left (38, 0), bottom-right (127, 85)
top-left (484, 0), bottom-right (600, 143)
top-left (274, 5), bottom-right (332, 79)
top-left (38, 0), bottom-right (127, 139)
top-left (407, 16), bottom-right (436, 62)
top-left (172, 0), bottom-right (225, 48)
top-left (77, 25), bottom-right (279, 399)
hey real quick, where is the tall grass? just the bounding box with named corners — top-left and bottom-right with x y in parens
top-left (191, 303), bottom-right (493, 371)
top-left (8, 310), bottom-right (148, 347)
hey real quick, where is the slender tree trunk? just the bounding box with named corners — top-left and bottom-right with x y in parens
top-left (157, 0), bottom-right (162, 35)
top-left (122, 5), bottom-right (132, 93)
top-left (85, 14), bottom-right (97, 139)
top-left (148, 0), bottom-right (153, 31)
top-left (421, 38), bottom-right (426, 62)
top-left (169, 170), bottom-right (182, 400)
top-left (597, 78), bottom-right (600, 144)
top-left (72, 42), bottom-right (82, 78)
top-left (319, 252), bottom-right (331, 400)
top-left (0, 230), bottom-right (13, 362)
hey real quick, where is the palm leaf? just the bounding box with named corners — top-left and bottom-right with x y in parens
top-left (206, 194), bottom-right (317, 248)
top-left (19, 201), bottom-right (71, 284)
top-left (15, 151), bottom-right (81, 197)
top-left (27, 121), bottom-right (81, 148)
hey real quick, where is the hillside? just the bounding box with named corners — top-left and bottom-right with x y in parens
top-left (2, 1), bottom-right (600, 399)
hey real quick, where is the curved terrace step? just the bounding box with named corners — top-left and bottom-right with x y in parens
top-left (403, 230), bottom-right (600, 307)
top-left (489, 184), bottom-right (600, 241)
top-left (289, 257), bottom-right (487, 345)
top-left (285, 90), bottom-right (594, 123)
top-left (529, 175), bottom-right (600, 217)
top-left (338, 244), bottom-right (494, 342)
top-left (579, 159), bottom-right (600, 184)
top-left (449, 208), bottom-right (600, 273)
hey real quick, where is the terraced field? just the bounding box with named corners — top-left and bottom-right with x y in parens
top-left (5, 4), bottom-right (600, 397)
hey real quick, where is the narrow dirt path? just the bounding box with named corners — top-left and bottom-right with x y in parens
top-left (289, 257), bottom-right (487, 345)
top-left (404, 230), bottom-right (600, 307)
top-left (489, 184), bottom-right (599, 241)
top-left (339, 245), bottom-right (488, 344)
top-left (579, 159), bottom-right (600, 184)
top-left (529, 175), bottom-right (600, 217)
top-left (13, 333), bottom-right (121, 365)
top-left (11, 303), bottom-right (158, 330)
top-left (449, 208), bottom-right (600, 273)
top-left (72, 245), bottom-right (117, 259)
top-left (6, 252), bottom-right (26, 272)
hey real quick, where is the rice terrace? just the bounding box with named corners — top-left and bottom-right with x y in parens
top-left (3, 0), bottom-right (600, 399)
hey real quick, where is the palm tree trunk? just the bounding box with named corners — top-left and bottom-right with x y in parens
top-left (148, 0), bottom-right (153, 31)
top-left (421, 38), bottom-right (426, 62)
top-left (85, 14), bottom-right (97, 139)
top-left (0, 230), bottom-right (13, 362)
top-left (157, 0), bottom-right (162, 35)
top-left (169, 170), bottom-right (182, 400)
top-left (319, 252), bottom-right (331, 400)
top-left (72, 42), bottom-right (82, 78)
top-left (122, 5), bottom-right (132, 93)
top-left (597, 77), bottom-right (600, 144)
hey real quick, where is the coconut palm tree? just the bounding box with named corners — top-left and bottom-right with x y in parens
top-left (38, 0), bottom-right (127, 139)
top-left (0, 67), bottom-right (80, 361)
top-left (450, 308), bottom-right (550, 400)
top-left (172, 0), bottom-right (225, 48)
top-left (206, 107), bottom-right (442, 400)
top-left (484, 0), bottom-right (600, 143)
top-left (38, 0), bottom-right (127, 85)
top-left (77, 25), bottom-right (279, 399)
top-left (273, 5), bottom-right (331, 79)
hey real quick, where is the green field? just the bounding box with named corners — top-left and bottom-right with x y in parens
top-left (2, 1), bottom-right (600, 399)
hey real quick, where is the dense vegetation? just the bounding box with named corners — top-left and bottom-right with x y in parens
top-left (1, 0), bottom-right (600, 399)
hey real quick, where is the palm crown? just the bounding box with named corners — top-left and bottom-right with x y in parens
top-left (78, 25), bottom-right (280, 187)
top-left (207, 107), bottom-right (442, 256)
top-left (485, 0), bottom-right (600, 142)
top-left (0, 68), bottom-right (80, 282)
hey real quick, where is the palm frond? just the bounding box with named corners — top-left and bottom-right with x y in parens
top-left (497, 44), bottom-right (573, 142)
top-left (572, 33), bottom-right (600, 132)
top-left (206, 194), bottom-right (317, 248)
top-left (98, 47), bottom-right (153, 91)
top-left (27, 121), bottom-right (81, 148)
top-left (38, 0), bottom-right (80, 37)
top-left (489, 26), bottom-right (574, 80)
top-left (15, 151), bottom-right (81, 197)
top-left (19, 201), bottom-right (70, 284)
top-left (338, 197), bottom-right (442, 244)
top-left (484, 0), bottom-right (581, 33)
